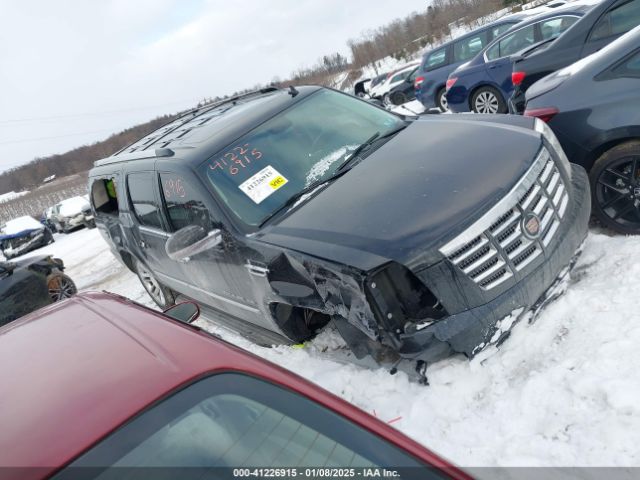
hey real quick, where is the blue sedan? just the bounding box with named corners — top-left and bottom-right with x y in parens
top-left (446, 6), bottom-right (590, 113)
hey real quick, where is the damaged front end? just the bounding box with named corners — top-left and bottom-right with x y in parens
top-left (262, 152), bottom-right (591, 384)
top-left (1, 229), bottom-right (46, 259)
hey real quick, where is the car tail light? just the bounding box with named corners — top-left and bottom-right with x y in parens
top-left (512, 71), bottom-right (526, 86)
top-left (414, 76), bottom-right (425, 89)
top-left (524, 107), bottom-right (559, 123)
top-left (446, 77), bottom-right (458, 91)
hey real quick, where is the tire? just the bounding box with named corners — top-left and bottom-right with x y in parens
top-left (471, 86), bottom-right (506, 114)
top-left (47, 272), bottom-right (77, 302)
top-left (135, 258), bottom-right (175, 308)
top-left (390, 91), bottom-right (407, 106)
top-left (589, 140), bottom-right (640, 235)
top-left (436, 88), bottom-right (449, 112)
top-left (45, 228), bottom-right (55, 244)
top-left (272, 303), bottom-right (330, 343)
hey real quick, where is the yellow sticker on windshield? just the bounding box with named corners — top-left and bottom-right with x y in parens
top-left (239, 166), bottom-right (288, 204)
top-left (269, 176), bottom-right (287, 189)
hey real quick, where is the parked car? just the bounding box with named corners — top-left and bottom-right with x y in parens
top-left (446, 6), bottom-right (589, 113)
top-left (0, 291), bottom-right (472, 479)
top-left (510, 0), bottom-right (640, 112)
top-left (0, 216), bottom-right (54, 259)
top-left (369, 63), bottom-right (419, 103)
top-left (50, 195), bottom-right (95, 233)
top-left (415, 13), bottom-right (528, 111)
top-left (89, 86), bottom-right (590, 378)
top-left (387, 66), bottom-right (420, 106)
top-left (0, 255), bottom-right (76, 327)
top-left (523, 26), bottom-right (640, 234)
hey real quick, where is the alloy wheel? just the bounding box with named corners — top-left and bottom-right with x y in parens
top-left (595, 156), bottom-right (640, 230)
top-left (137, 264), bottom-right (166, 305)
top-left (439, 90), bottom-right (449, 111)
top-left (48, 275), bottom-right (76, 302)
top-left (474, 91), bottom-right (499, 113)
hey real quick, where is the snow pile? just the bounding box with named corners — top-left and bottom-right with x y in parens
top-left (18, 228), bottom-right (640, 467)
top-left (391, 100), bottom-right (426, 116)
top-left (2, 216), bottom-right (43, 235)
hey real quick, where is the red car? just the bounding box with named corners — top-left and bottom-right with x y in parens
top-left (0, 292), bottom-right (471, 480)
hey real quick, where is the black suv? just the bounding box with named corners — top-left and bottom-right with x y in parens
top-left (89, 86), bottom-right (590, 374)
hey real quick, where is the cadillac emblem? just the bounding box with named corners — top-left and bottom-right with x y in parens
top-left (522, 212), bottom-right (541, 239)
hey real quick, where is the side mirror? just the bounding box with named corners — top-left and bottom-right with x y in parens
top-left (163, 301), bottom-right (200, 324)
top-left (165, 225), bottom-right (222, 262)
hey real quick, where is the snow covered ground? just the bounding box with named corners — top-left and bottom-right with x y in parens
top-left (17, 225), bottom-right (640, 468)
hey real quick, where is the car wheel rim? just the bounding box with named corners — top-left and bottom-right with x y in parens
top-left (439, 91), bottom-right (448, 111)
top-left (475, 91), bottom-right (499, 114)
top-left (138, 264), bottom-right (166, 304)
top-left (596, 156), bottom-right (640, 229)
top-left (48, 277), bottom-right (75, 302)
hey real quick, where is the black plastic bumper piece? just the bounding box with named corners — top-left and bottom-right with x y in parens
top-left (398, 164), bottom-right (591, 364)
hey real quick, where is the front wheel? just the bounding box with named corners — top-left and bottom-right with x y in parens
top-left (135, 258), bottom-right (175, 308)
top-left (471, 86), bottom-right (506, 114)
top-left (590, 141), bottom-right (640, 234)
top-left (390, 91), bottom-right (407, 106)
top-left (47, 272), bottom-right (77, 302)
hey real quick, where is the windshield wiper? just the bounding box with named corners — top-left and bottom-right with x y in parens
top-left (259, 124), bottom-right (409, 228)
top-left (336, 132), bottom-right (381, 173)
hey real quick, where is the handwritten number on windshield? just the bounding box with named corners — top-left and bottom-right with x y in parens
top-left (209, 143), bottom-right (263, 175)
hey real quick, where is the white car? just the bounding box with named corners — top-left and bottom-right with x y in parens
top-left (51, 196), bottom-right (95, 233)
top-left (369, 63), bottom-right (419, 102)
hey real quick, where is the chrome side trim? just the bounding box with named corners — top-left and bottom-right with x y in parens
top-left (139, 226), bottom-right (170, 239)
top-left (156, 272), bottom-right (260, 313)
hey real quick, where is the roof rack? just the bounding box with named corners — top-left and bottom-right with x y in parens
top-left (112, 87), bottom-right (280, 157)
top-left (94, 148), bottom-right (174, 167)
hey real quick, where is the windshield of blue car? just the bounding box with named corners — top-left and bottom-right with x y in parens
top-left (200, 89), bottom-right (405, 227)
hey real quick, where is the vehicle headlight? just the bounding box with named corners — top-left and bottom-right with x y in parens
top-left (535, 118), bottom-right (570, 174)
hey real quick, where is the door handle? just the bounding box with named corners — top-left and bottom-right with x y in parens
top-left (139, 239), bottom-right (148, 249)
top-left (245, 262), bottom-right (268, 277)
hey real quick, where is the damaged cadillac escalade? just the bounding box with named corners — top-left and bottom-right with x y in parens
top-left (89, 86), bottom-right (590, 375)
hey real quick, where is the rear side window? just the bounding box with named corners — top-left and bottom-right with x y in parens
top-left (159, 173), bottom-right (213, 232)
top-left (127, 172), bottom-right (163, 229)
top-left (453, 32), bottom-right (487, 62)
top-left (423, 47), bottom-right (447, 70)
top-left (539, 15), bottom-right (580, 40)
top-left (390, 70), bottom-right (411, 83)
top-left (610, 49), bottom-right (640, 77)
top-left (490, 22), bottom-right (516, 40)
top-left (590, 0), bottom-right (640, 41)
top-left (493, 24), bottom-right (536, 59)
top-left (91, 177), bottom-right (119, 215)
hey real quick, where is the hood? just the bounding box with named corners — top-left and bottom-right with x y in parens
top-left (58, 196), bottom-right (90, 217)
top-left (258, 116), bottom-right (541, 273)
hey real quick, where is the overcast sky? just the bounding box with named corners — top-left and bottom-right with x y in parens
top-left (0, 0), bottom-right (428, 173)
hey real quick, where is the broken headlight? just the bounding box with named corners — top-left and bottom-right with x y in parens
top-left (366, 262), bottom-right (447, 335)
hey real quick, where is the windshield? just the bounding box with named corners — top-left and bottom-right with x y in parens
top-left (200, 89), bottom-right (405, 227)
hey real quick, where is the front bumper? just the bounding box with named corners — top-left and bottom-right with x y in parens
top-left (2, 232), bottom-right (47, 258)
top-left (508, 88), bottom-right (526, 114)
top-left (397, 164), bottom-right (591, 364)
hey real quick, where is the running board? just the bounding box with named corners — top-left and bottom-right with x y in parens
top-left (174, 294), bottom-right (292, 347)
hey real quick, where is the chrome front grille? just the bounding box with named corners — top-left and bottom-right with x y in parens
top-left (440, 148), bottom-right (570, 291)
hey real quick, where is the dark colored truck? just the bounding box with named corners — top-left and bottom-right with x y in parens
top-left (88, 86), bottom-right (590, 379)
